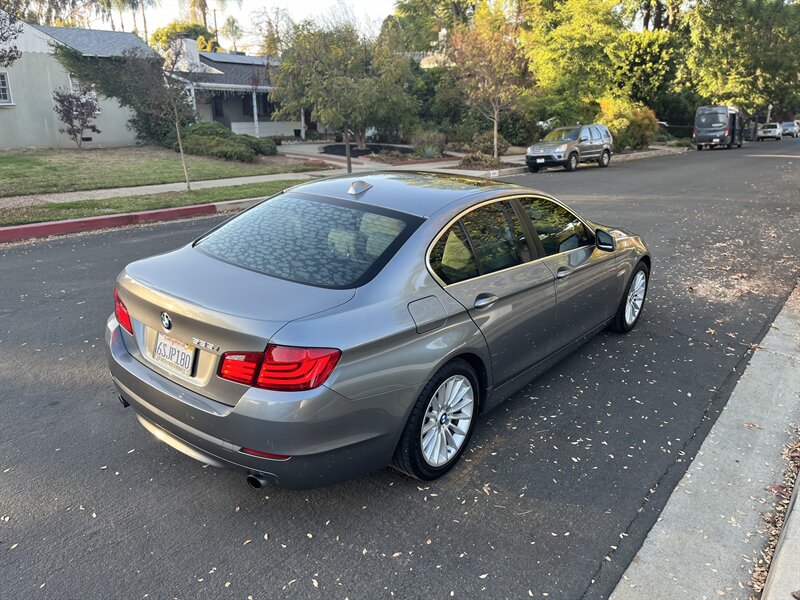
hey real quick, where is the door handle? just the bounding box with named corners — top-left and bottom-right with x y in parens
top-left (556, 267), bottom-right (571, 279)
top-left (473, 294), bottom-right (498, 309)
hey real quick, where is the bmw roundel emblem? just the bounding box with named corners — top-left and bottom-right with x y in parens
top-left (160, 312), bottom-right (172, 331)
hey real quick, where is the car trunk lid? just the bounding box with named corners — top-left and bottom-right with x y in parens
top-left (116, 246), bottom-right (355, 405)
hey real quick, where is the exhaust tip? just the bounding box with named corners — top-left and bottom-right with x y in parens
top-left (117, 394), bottom-right (130, 408)
top-left (246, 473), bottom-right (268, 490)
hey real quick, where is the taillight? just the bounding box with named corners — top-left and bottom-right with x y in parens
top-left (218, 351), bottom-right (262, 385)
top-left (218, 345), bottom-right (341, 391)
top-left (114, 288), bottom-right (133, 335)
top-left (692, 127), bottom-right (697, 138)
top-left (724, 127), bottom-right (729, 137)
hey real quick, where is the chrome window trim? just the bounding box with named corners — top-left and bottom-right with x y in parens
top-left (425, 193), bottom-right (597, 288)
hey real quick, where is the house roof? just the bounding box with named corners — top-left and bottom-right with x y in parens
top-left (33, 25), bottom-right (154, 57)
top-left (179, 53), bottom-right (276, 91)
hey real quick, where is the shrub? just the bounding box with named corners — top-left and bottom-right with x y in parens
top-left (173, 122), bottom-right (278, 161)
top-left (415, 145), bottom-right (443, 159)
top-left (181, 135), bottom-right (255, 162)
top-left (411, 130), bottom-right (446, 152)
top-left (499, 109), bottom-right (542, 147)
top-left (595, 96), bottom-right (659, 152)
top-left (471, 131), bottom-right (509, 156)
top-left (239, 134), bottom-right (278, 156)
top-left (459, 152), bottom-right (503, 170)
top-left (184, 120), bottom-right (235, 139)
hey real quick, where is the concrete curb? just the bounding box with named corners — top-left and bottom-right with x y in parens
top-left (761, 455), bottom-right (800, 600)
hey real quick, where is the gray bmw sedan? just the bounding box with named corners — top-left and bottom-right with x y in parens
top-left (106, 172), bottom-right (650, 489)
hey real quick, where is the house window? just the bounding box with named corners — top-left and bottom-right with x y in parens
top-left (0, 72), bottom-right (12, 104)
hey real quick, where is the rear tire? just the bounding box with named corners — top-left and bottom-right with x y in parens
top-left (528, 166), bottom-right (539, 173)
top-left (564, 152), bottom-right (578, 172)
top-left (391, 359), bottom-right (479, 480)
top-left (598, 150), bottom-right (611, 168)
top-left (609, 262), bottom-right (649, 333)
top-left (696, 145), bottom-right (702, 151)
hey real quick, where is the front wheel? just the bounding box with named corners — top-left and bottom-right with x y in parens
top-left (564, 153), bottom-right (579, 172)
top-left (528, 166), bottom-right (539, 173)
top-left (598, 150), bottom-right (611, 168)
top-left (391, 359), bottom-right (479, 480)
top-left (609, 262), bottom-right (649, 333)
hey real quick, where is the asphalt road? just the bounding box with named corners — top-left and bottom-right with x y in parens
top-left (1, 138), bottom-right (799, 600)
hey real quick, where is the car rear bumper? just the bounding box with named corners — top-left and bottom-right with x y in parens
top-left (695, 135), bottom-right (731, 146)
top-left (105, 317), bottom-right (410, 488)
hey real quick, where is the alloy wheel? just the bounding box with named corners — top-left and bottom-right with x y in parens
top-left (420, 375), bottom-right (475, 468)
top-left (625, 270), bottom-right (647, 326)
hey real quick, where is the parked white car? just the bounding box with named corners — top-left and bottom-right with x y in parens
top-left (757, 123), bottom-right (783, 141)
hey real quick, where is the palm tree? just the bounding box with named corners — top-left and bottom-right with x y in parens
top-left (219, 15), bottom-right (242, 51)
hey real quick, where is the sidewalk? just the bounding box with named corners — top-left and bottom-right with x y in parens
top-left (610, 282), bottom-right (800, 600)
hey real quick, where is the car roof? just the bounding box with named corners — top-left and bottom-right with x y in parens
top-left (285, 171), bottom-right (524, 218)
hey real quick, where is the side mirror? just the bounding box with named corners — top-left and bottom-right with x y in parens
top-left (595, 229), bottom-right (615, 252)
top-left (579, 136), bottom-right (589, 142)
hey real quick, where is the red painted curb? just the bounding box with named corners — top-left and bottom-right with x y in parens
top-left (0, 204), bottom-right (218, 243)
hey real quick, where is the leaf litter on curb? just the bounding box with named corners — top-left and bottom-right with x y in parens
top-left (748, 426), bottom-right (800, 596)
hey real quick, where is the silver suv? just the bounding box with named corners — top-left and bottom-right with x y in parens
top-left (526, 124), bottom-right (614, 173)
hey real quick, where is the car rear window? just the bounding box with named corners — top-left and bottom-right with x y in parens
top-left (196, 193), bottom-right (421, 289)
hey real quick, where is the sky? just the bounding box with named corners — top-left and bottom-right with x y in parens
top-left (91, 0), bottom-right (398, 51)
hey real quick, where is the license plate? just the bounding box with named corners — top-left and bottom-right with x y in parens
top-left (154, 332), bottom-right (195, 376)
top-left (536, 158), bottom-right (545, 164)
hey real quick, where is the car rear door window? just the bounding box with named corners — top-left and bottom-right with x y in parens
top-left (460, 201), bottom-right (532, 275)
top-left (429, 223), bottom-right (479, 285)
top-left (197, 193), bottom-right (419, 289)
top-left (590, 126), bottom-right (602, 141)
top-left (430, 200), bottom-right (533, 285)
top-left (519, 197), bottom-right (589, 256)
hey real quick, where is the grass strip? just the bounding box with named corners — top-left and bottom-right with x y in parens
top-left (0, 180), bottom-right (300, 227)
top-left (0, 147), bottom-right (329, 197)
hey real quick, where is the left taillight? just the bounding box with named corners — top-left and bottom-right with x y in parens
top-left (114, 287), bottom-right (133, 335)
top-left (218, 345), bottom-right (341, 391)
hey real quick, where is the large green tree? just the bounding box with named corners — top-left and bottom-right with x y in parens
top-left (150, 20), bottom-right (219, 52)
top-left (271, 20), bottom-right (417, 172)
top-left (389, 0), bottom-right (477, 51)
top-left (608, 29), bottom-right (677, 107)
top-left (522, 0), bottom-right (626, 115)
top-left (448, 0), bottom-right (531, 157)
top-left (686, 0), bottom-right (800, 114)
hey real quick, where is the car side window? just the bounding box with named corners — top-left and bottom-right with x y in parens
top-left (580, 127), bottom-right (591, 141)
top-left (459, 201), bottom-right (532, 275)
top-left (590, 126), bottom-right (602, 141)
top-left (429, 223), bottom-right (479, 285)
top-left (601, 125), bottom-right (612, 141)
top-left (519, 197), bottom-right (590, 256)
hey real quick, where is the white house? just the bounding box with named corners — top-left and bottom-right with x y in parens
top-left (0, 10), bottom-right (154, 150)
top-left (174, 39), bottom-right (316, 139)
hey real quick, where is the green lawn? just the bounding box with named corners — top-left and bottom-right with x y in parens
top-left (0, 180), bottom-right (300, 227)
top-left (0, 147), bottom-right (328, 197)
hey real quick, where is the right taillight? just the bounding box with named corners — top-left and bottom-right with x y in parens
top-left (217, 345), bottom-right (341, 391)
top-left (114, 288), bottom-right (133, 335)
